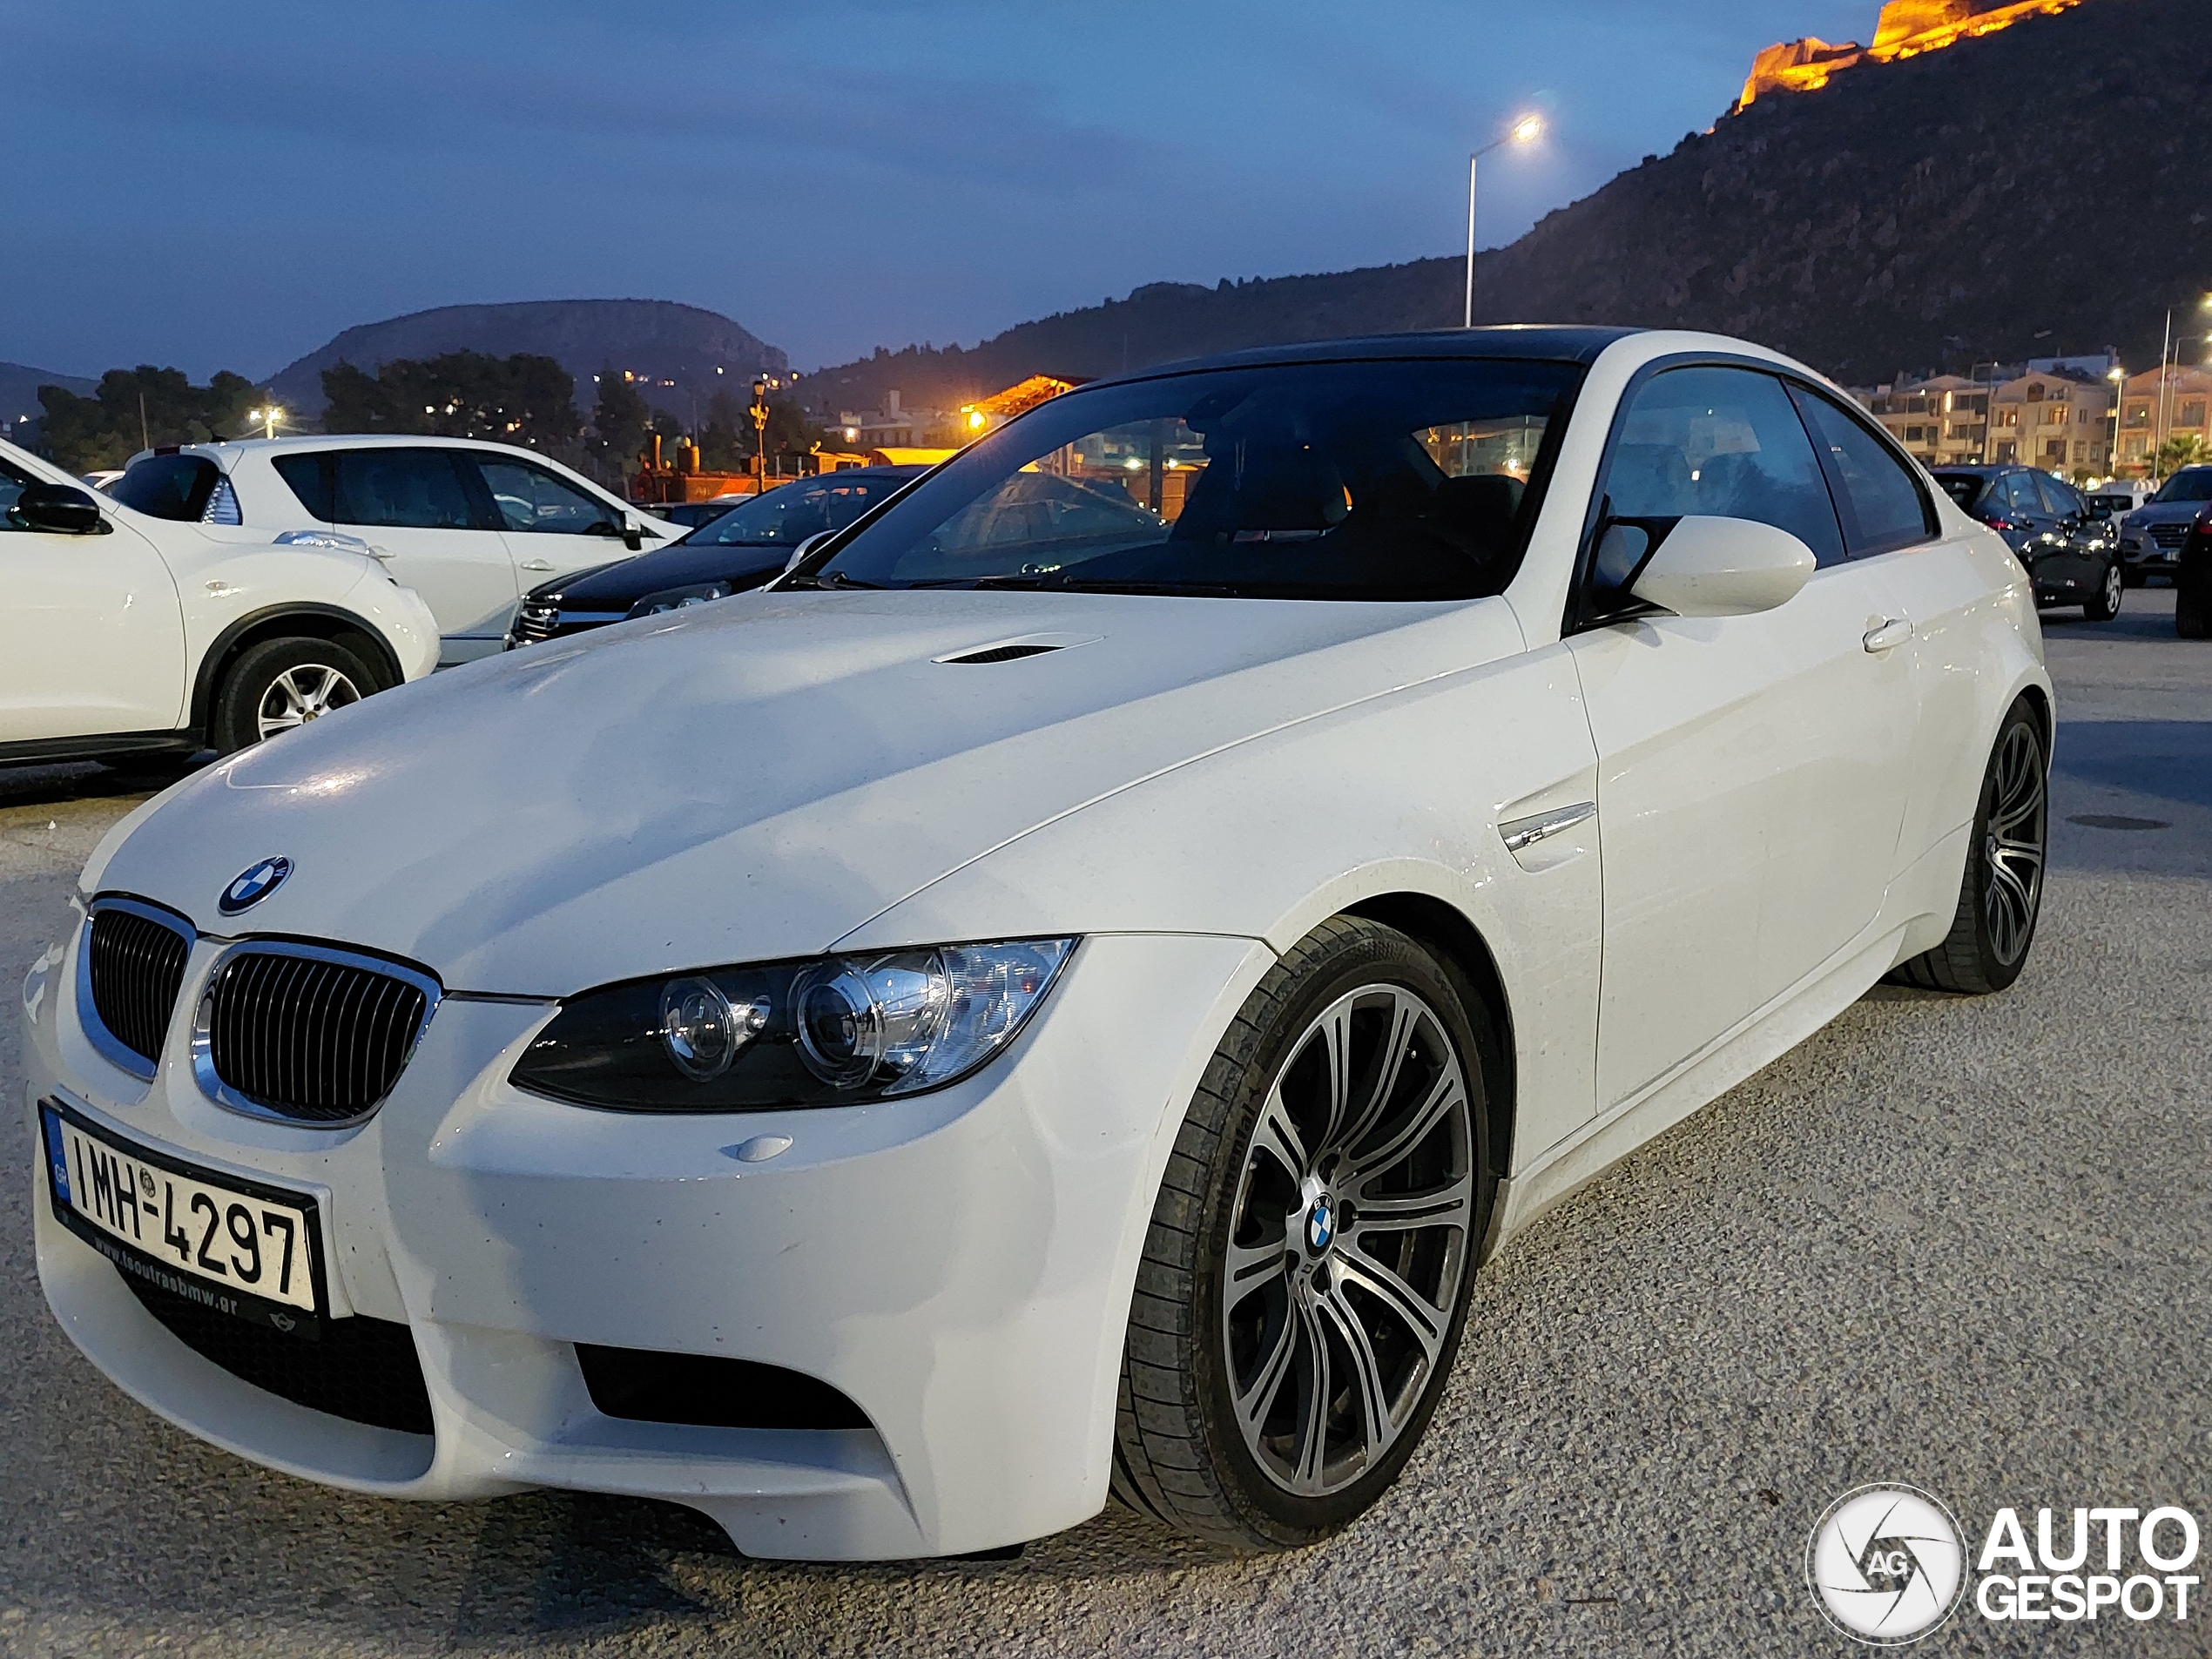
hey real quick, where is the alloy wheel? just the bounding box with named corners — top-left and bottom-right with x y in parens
top-left (1220, 983), bottom-right (1474, 1498)
top-left (1981, 721), bottom-right (2046, 967)
top-left (255, 664), bottom-right (362, 740)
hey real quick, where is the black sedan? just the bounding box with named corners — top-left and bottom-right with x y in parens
top-left (1931, 464), bottom-right (2122, 620)
top-left (506, 467), bottom-right (925, 647)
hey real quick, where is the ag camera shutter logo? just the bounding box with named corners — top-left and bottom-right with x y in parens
top-left (1806, 1484), bottom-right (1967, 1645)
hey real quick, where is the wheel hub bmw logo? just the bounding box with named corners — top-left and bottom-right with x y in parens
top-left (219, 857), bottom-right (293, 915)
top-left (1305, 1197), bottom-right (1334, 1255)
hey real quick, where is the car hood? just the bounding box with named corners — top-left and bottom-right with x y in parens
top-left (2128, 502), bottom-right (2208, 524)
top-left (541, 542), bottom-right (790, 607)
top-left (88, 588), bottom-right (1509, 995)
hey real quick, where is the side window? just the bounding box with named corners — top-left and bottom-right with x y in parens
top-left (1788, 387), bottom-right (1938, 556)
top-left (1998, 473), bottom-right (2040, 516)
top-left (0, 458), bottom-right (30, 531)
top-left (469, 456), bottom-right (618, 536)
top-left (2033, 475), bottom-right (2080, 518)
top-left (334, 449), bottom-right (481, 530)
top-left (271, 452), bottom-right (336, 520)
top-left (1595, 366), bottom-right (1846, 593)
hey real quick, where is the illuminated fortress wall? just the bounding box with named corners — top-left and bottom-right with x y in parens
top-left (1739, 0), bottom-right (2087, 107)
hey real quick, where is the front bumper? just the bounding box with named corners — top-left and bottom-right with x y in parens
top-left (23, 919), bottom-right (1269, 1558)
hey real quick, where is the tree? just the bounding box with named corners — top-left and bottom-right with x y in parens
top-left (2156, 434), bottom-right (2209, 477)
top-left (34, 365), bottom-right (268, 471)
top-left (590, 367), bottom-right (651, 472)
top-left (320, 352), bottom-right (578, 448)
top-left (698, 391), bottom-right (745, 471)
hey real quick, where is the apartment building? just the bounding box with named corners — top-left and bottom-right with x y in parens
top-left (1857, 374), bottom-right (1989, 467)
top-left (1987, 371), bottom-right (2114, 476)
top-left (1856, 369), bottom-right (2114, 478)
top-left (2115, 365), bottom-right (2212, 474)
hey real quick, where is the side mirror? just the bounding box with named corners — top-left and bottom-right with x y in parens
top-left (1626, 515), bottom-right (1817, 618)
top-left (783, 530), bottom-right (832, 573)
top-left (623, 521), bottom-right (644, 551)
top-left (14, 482), bottom-right (106, 536)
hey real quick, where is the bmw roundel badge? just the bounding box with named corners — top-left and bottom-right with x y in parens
top-left (219, 856), bottom-right (293, 915)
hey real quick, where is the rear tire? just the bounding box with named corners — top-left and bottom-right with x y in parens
top-left (1888, 698), bottom-right (2047, 995)
top-left (209, 637), bottom-right (376, 754)
top-left (2083, 560), bottom-right (2122, 622)
top-left (1111, 917), bottom-right (1495, 1550)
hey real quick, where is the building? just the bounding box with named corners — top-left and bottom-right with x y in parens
top-left (1856, 367), bottom-right (2114, 477)
top-left (1739, 0), bottom-right (2087, 109)
top-left (1987, 370), bottom-right (2114, 475)
top-left (2115, 365), bottom-right (2212, 475)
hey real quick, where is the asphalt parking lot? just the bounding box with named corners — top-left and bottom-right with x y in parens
top-left (2, 593), bottom-right (2207, 1658)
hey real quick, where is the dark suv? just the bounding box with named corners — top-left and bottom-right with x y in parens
top-left (1931, 465), bottom-right (2121, 620)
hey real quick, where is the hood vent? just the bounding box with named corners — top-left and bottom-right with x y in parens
top-left (943, 643), bottom-right (1062, 664)
top-left (934, 631), bottom-right (1102, 666)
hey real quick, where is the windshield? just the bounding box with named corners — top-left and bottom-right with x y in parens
top-left (2150, 468), bottom-right (2212, 504)
top-left (1932, 474), bottom-right (1986, 511)
top-left (689, 472), bottom-right (914, 545)
top-left (809, 359), bottom-right (1583, 600)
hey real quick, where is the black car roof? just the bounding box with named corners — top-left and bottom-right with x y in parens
top-left (1079, 326), bottom-right (1642, 389)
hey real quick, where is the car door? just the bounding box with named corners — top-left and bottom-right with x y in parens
top-left (458, 453), bottom-right (637, 590)
top-left (2034, 474), bottom-right (2098, 590)
top-left (0, 458), bottom-right (185, 743)
top-left (327, 448), bottom-right (520, 664)
top-left (1563, 364), bottom-right (1919, 1109)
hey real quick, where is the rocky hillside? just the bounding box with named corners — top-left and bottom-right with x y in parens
top-left (807, 0), bottom-right (2207, 408)
top-left (268, 300), bottom-right (785, 421)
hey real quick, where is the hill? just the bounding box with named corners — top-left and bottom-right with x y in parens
top-left (267, 299), bottom-right (786, 423)
top-left (805, 0), bottom-right (2208, 409)
top-left (0, 361), bottom-right (96, 427)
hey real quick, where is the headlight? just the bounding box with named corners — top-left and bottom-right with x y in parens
top-left (628, 582), bottom-right (735, 618)
top-left (510, 939), bottom-right (1076, 1111)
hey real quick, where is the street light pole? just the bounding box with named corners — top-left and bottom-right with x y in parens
top-left (750, 377), bottom-right (770, 494)
top-left (1465, 115), bottom-right (1543, 330)
top-left (2155, 308), bottom-right (2175, 481)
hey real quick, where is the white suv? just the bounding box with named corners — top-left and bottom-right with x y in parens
top-left (111, 437), bottom-right (679, 664)
top-left (0, 436), bottom-right (439, 764)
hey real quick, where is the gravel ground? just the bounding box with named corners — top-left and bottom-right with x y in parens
top-left (2, 593), bottom-right (2207, 1657)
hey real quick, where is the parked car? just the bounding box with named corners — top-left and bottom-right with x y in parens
top-left (1931, 464), bottom-right (2122, 618)
top-left (2176, 506), bottom-right (2210, 638)
top-left (2085, 478), bottom-right (2151, 523)
top-left (508, 467), bottom-right (925, 646)
top-left (2116, 464), bottom-right (2212, 587)
top-left (1, 436), bottom-right (437, 765)
top-left (26, 328), bottom-right (2053, 1562)
top-left (108, 437), bottom-right (680, 664)
top-left (645, 497), bottom-right (750, 530)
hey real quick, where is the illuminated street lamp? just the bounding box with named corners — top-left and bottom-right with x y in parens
top-left (1466, 114), bottom-right (1544, 329)
top-left (2107, 364), bottom-right (2126, 474)
top-left (246, 404), bottom-right (283, 440)
top-left (749, 376), bottom-right (771, 492)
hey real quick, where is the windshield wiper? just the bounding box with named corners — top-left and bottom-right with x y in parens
top-left (780, 570), bottom-right (884, 590)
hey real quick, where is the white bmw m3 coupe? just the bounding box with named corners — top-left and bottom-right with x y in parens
top-left (24, 328), bottom-right (2052, 1561)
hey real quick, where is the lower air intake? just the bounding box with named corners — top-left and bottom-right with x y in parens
top-left (124, 1273), bottom-right (434, 1435)
top-left (576, 1344), bottom-right (871, 1430)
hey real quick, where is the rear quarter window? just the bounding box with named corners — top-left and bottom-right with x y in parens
top-left (111, 454), bottom-right (220, 522)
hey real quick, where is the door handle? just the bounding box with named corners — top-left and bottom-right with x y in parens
top-left (1863, 617), bottom-right (1914, 653)
top-left (518, 559), bottom-right (554, 572)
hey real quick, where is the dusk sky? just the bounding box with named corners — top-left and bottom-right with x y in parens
top-left (1, 1), bottom-right (1876, 381)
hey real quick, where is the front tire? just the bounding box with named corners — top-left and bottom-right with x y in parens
top-left (2083, 559), bottom-right (2123, 622)
top-left (209, 637), bottom-right (375, 754)
top-left (2179, 571), bottom-right (2209, 639)
top-left (1112, 917), bottom-right (1494, 1550)
top-left (1890, 698), bottom-right (2047, 995)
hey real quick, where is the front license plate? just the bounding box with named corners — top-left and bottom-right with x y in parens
top-left (39, 1100), bottom-right (326, 1338)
